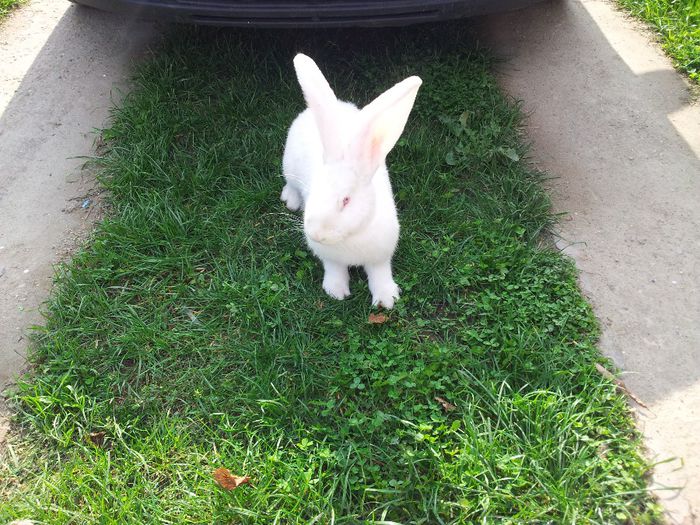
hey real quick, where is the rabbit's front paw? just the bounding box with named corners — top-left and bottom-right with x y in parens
top-left (323, 277), bottom-right (350, 300)
top-left (322, 262), bottom-right (350, 300)
top-left (370, 281), bottom-right (400, 309)
top-left (366, 262), bottom-right (400, 309)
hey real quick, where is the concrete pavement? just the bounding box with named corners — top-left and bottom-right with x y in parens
top-left (479, 1), bottom-right (700, 523)
top-left (0, 0), bottom-right (157, 439)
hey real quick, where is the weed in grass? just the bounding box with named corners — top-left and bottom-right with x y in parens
top-left (0, 24), bottom-right (660, 524)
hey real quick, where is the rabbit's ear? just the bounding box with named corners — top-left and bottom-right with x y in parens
top-left (352, 76), bottom-right (422, 180)
top-left (293, 54), bottom-right (344, 160)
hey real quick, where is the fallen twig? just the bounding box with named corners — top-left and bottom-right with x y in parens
top-left (595, 363), bottom-right (649, 409)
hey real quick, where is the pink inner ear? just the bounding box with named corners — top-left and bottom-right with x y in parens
top-left (355, 126), bottom-right (386, 180)
top-left (370, 134), bottom-right (383, 165)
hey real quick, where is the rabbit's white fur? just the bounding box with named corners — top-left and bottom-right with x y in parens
top-left (282, 54), bottom-right (421, 308)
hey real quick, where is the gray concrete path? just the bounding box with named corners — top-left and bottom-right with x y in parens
top-left (479, 1), bottom-right (700, 523)
top-left (0, 0), bottom-right (157, 439)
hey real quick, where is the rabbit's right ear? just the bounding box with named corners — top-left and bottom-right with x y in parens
top-left (293, 54), bottom-right (343, 160)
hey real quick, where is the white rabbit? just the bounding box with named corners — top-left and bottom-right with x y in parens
top-left (281, 53), bottom-right (422, 309)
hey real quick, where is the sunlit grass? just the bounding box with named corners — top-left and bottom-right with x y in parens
top-left (618, 0), bottom-right (700, 82)
top-left (0, 0), bottom-right (23, 20)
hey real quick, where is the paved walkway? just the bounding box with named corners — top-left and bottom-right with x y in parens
top-left (0, 0), bottom-right (157, 439)
top-left (480, 1), bottom-right (700, 523)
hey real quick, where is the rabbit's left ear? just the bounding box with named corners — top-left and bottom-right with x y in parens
top-left (352, 76), bottom-right (422, 180)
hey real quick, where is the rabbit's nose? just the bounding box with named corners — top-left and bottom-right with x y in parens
top-left (308, 230), bottom-right (328, 244)
top-left (307, 224), bottom-right (339, 245)
top-left (305, 218), bottom-right (327, 243)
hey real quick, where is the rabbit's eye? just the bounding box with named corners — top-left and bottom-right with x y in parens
top-left (342, 196), bottom-right (350, 208)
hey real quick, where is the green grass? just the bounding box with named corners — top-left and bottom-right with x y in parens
top-left (617, 0), bottom-right (700, 82)
top-left (0, 25), bottom-right (660, 524)
top-left (0, 0), bottom-right (23, 20)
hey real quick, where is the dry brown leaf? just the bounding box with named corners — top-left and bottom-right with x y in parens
top-left (435, 396), bottom-right (456, 412)
top-left (88, 431), bottom-right (106, 447)
top-left (594, 363), bottom-right (648, 409)
top-left (213, 467), bottom-right (251, 490)
top-left (368, 313), bottom-right (388, 324)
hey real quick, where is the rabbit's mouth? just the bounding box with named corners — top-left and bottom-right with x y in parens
top-left (307, 229), bottom-right (343, 246)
